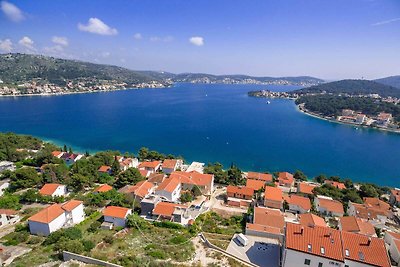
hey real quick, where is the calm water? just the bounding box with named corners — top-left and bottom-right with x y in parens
top-left (0, 83), bottom-right (399, 187)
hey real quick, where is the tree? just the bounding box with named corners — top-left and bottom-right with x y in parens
top-left (359, 184), bottom-right (379, 198)
top-left (111, 156), bottom-right (120, 175)
top-left (68, 173), bottom-right (90, 191)
top-left (314, 174), bottom-right (327, 184)
top-left (138, 147), bottom-right (149, 161)
top-left (0, 193), bottom-right (21, 210)
top-left (68, 147), bottom-right (73, 154)
top-left (294, 170), bottom-right (307, 181)
top-left (63, 144), bottom-right (67, 152)
top-left (227, 164), bottom-right (243, 185)
top-left (192, 186), bottom-right (202, 197)
top-left (180, 192), bottom-right (193, 203)
top-left (204, 162), bottom-right (228, 184)
top-left (9, 167), bottom-right (42, 190)
top-left (114, 168), bottom-right (144, 189)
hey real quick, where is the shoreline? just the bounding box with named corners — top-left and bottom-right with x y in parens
top-left (296, 104), bottom-right (400, 134)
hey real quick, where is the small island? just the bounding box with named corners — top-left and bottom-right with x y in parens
top-left (249, 79), bottom-right (400, 133)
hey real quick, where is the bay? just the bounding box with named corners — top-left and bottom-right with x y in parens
top-left (0, 83), bottom-right (399, 187)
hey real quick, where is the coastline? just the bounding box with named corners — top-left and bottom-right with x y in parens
top-left (296, 104), bottom-right (400, 134)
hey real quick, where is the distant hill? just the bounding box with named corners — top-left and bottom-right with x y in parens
top-left (0, 53), bottom-right (162, 86)
top-left (375, 75), bottom-right (400, 89)
top-left (294, 79), bottom-right (400, 98)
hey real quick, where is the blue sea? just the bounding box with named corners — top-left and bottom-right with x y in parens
top-left (0, 83), bottom-right (399, 187)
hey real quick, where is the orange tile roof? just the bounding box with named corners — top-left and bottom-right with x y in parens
top-left (341, 231), bottom-right (390, 267)
top-left (246, 179), bottom-right (265, 191)
top-left (264, 186), bottom-right (283, 202)
top-left (39, 183), bottom-right (63, 196)
top-left (139, 161), bottom-right (161, 169)
top-left (51, 151), bottom-right (63, 157)
top-left (156, 176), bottom-right (181, 193)
top-left (339, 216), bottom-right (375, 236)
top-left (246, 223), bottom-right (282, 235)
top-left (298, 182), bottom-right (317, 195)
top-left (29, 204), bottom-right (65, 223)
top-left (122, 180), bottom-right (154, 198)
top-left (94, 184), bottom-right (113, 193)
top-left (363, 197), bottom-right (390, 211)
top-left (61, 200), bottom-right (83, 212)
top-left (278, 172), bottom-right (294, 184)
top-left (0, 209), bottom-right (17, 215)
top-left (170, 171), bottom-right (213, 187)
top-left (317, 197), bottom-right (344, 214)
top-left (299, 213), bottom-right (326, 227)
top-left (253, 206), bottom-right (284, 231)
top-left (246, 172), bottom-right (273, 182)
top-left (162, 159), bottom-right (178, 169)
top-left (324, 180), bottom-right (346, 190)
top-left (391, 189), bottom-right (400, 202)
top-left (152, 201), bottom-right (187, 217)
top-left (102, 206), bottom-right (130, 219)
top-left (98, 165), bottom-right (111, 173)
top-left (286, 223), bottom-right (343, 262)
top-left (139, 169), bottom-right (149, 177)
top-left (287, 195), bottom-right (311, 211)
top-left (351, 202), bottom-right (391, 220)
top-left (147, 173), bottom-right (165, 184)
top-left (227, 185), bottom-right (254, 196)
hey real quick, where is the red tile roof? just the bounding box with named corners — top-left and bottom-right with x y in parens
top-left (264, 186), bottom-right (283, 202)
top-left (0, 209), bottom-right (17, 215)
top-left (121, 180), bottom-right (154, 198)
top-left (298, 182), bottom-right (317, 195)
top-left (29, 204), bottom-right (65, 224)
top-left (246, 223), bottom-right (282, 235)
top-left (341, 231), bottom-right (390, 267)
top-left (162, 159), bottom-right (178, 169)
top-left (299, 213), bottom-right (326, 227)
top-left (139, 169), bottom-right (149, 177)
top-left (227, 185), bottom-right (254, 197)
top-left (246, 172), bottom-right (273, 182)
top-left (246, 179), bottom-right (265, 191)
top-left (39, 183), bottom-right (63, 196)
top-left (170, 171), bottom-right (213, 187)
top-left (350, 202), bottom-right (391, 220)
top-left (156, 176), bottom-right (181, 193)
top-left (253, 206), bottom-right (285, 232)
top-left (317, 197), bottom-right (344, 214)
top-left (287, 195), bottom-right (311, 211)
top-left (139, 161), bottom-right (161, 169)
top-left (61, 200), bottom-right (83, 212)
top-left (98, 165), bottom-right (111, 173)
top-left (51, 151), bottom-right (63, 157)
top-left (94, 184), bottom-right (113, 193)
top-left (102, 206), bottom-right (130, 219)
top-left (391, 189), bottom-right (400, 202)
top-left (153, 201), bottom-right (187, 217)
top-left (363, 197), bottom-right (390, 211)
top-left (324, 180), bottom-right (346, 190)
top-left (286, 223), bottom-right (344, 262)
top-left (278, 172), bottom-right (294, 185)
top-left (339, 216), bottom-right (376, 236)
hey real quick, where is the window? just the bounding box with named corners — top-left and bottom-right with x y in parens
top-left (320, 247), bottom-right (325, 254)
top-left (359, 252), bottom-right (365, 261)
top-left (307, 244), bottom-right (312, 252)
top-left (345, 249), bottom-right (349, 257)
top-left (318, 263), bottom-right (323, 267)
top-left (304, 259), bottom-right (311, 265)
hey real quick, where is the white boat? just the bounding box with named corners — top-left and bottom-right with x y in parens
top-left (266, 101), bottom-right (271, 104)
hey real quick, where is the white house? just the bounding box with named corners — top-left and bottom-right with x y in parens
top-left (28, 200), bottom-right (84, 236)
top-left (39, 183), bottom-right (67, 197)
top-left (0, 180), bottom-right (10, 197)
top-left (384, 231), bottom-right (400, 265)
top-left (119, 157), bottom-right (139, 171)
top-left (286, 195), bottom-right (311, 214)
top-left (154, 176), bottom-right (181, 202)
top-left (314, 195), bottom-right (344, 217)
top-left (0, 161), bottom-right (16, 172)
top-left (0, 209), bottom-right (20, 227)
top-left (102, 206), bottom-right (132, 228)
top-left (161, 159), bottom-right (183, 174)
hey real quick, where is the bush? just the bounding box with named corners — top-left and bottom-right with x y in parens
top-left (14, 223), bottom-right (29, 232)
top-left (63, 227), bottom-right (82, 240)
top-left (103, 235), bottom-right (114, 244)
top-left (169, 235), bottom-right (187, 244)
top-left (147, 250), bottom-right (166, 259)
top-left (153, 221), bottom-right (184, 229)
top-left (4, 231), bottom-right (29, 245)
top-left (55, 239), bottom-right (84, 254)
top-left (88, 221), bottom-right (101, 233)
top-left (82, 239), bottom-right (95, 252)
top-left (27, 236), bottom-right (43, 245)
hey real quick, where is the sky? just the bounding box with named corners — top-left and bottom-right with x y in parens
top-left (0, 0), bottom-right (399, 80)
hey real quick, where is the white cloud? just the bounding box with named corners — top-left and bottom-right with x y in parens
top-left (0, 39), bottom-right (13, 52)
top-left (133, 33), bottom-right (142, 40)
top-left (189, 36), bottom-right (204, 46)
top-left (43, 45), bottom-right (63, 53)
top-left (78, 18), bottom-right (118, 35)
top-left (18, 36), bottom-right (35, 50)
top-left (1, 1), bottom-right (24, 22)
top-left (371, 17), bottom-right (400, 26)
top-left (52, 36), bottom-right (68, 46)
top-left (150, 35), bottom-right (174, 42)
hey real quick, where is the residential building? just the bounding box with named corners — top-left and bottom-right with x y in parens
top-left (338, 216), bottom-right (376, 237)
top-left (390, 188), bottom-right (400, 207)
top-left (147, 173), bottom-right (166, 186)
top-left (118, 157), bottom-right (139, 171)
top-left (356, 114), bottom-right (366, 124)
top-left (93, 184), bottom-right (113, 194)
top-left (161, 159), bottom-right (183, 174)
top-left (384, 231), bottom-right (400, 265)
top-left (226, 185), bottom-right (254, 207)
top-left (314, 196), bottom-right (344, 217)
top-left (139, 169), bottom-right (150, 178)
top-left (246, 172), bottom-right (273, 183)
top-left (140, 194), bottom-right (161, 217)
top-left (169, 171), bottom-right (214, 195)
top-left (297, 182), bottom-right (317, 196)
top-left (246, 206), bottom-right (285, 242)
top-left (39, 183), bottom-right (67, 197)
top-left (324, 180), bottom-right (346, 190)
top-left (138, 161), bottom-right (161, 174)
top-left (286, 195), bottom-right (311, 214)
top-left (53, 152), bottom-right (83, 165)
top-left (102, 206), bottom-right (132, 228)
top-left (377, 112), bottom-right (393, 126)
top-left (0, 180), bottom-right (10, 197)
top-left (154, 176), bottom-right (181, 202)
top-left (185, 162), bottom-right (205, 173)
top-left (0, 209), bottom-right (19, 227)
top-left (28, 200), bottom-right (84, 236)
top-left (98, 165), bottom-right (112, 174)
top-left (119, 180), bottom-right (154, 201)
top-left (246, 178), bottom-right (265, 191)
top-left (264, 186), bottom-right (283, 210)
top-left (299, 213), bottom-right (327, 228)
top-left (347, 198), bottom-right (392, 224)
top-left (0, 161), bottom-right (15, 172)
top-left (342, 109), bottom-right (354, 116)
top-left (152, 201), bottom-right (190, 225)
top-left (278, 172), bottom-right (294, 188)
top-left (283, 223), bottom-right (391, 267)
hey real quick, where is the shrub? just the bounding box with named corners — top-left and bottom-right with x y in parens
top-left (27, 236), bottom-right (43, 245)
top-left (63, 227), bottom-right (82, 240)
top-left (147, 250), bottom-right (166, 259)
top-left (4, 231), bottom-right (29, 245)
top-left (103, 235), bottom-right (114, 244)
top-left (169, 235), bottom-right (187, 245)
top-left (153, 221), bottom-right (183, 229)
top-left (88, 221), bottom-right (101, 233)
top-left (82, 239), bottom-right (95, 252)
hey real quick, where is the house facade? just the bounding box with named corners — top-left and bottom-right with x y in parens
top-left (39, 183), bottom-right (67, 197)
top-left (0, 209), bottom-right (19, 227)
top-left (102, 206), bottom-right (132, 228)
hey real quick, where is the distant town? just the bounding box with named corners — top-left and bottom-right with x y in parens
top-left (0, 133), bottom-right (399, 266)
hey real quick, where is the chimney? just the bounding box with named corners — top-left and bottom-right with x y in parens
top-left (300, 226), bottom-right (304, 235)
top-left (367, 237), bottom-right (371, 246)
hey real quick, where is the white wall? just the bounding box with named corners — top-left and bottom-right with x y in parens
top-left (70, 204), bottom-right (85, 224)
top-left (0, 214), bottom-right (19, 226)
top-left (29, 221), bottom-right (51, 236)
top-left (283, 249), bottom-right (344, 267)
top-left (155, 184), bottom-right (181, 202)
top-left (289, 204), bottom-right (309, 214)
top-left (0, 182), bottom-right (9, 197)
top-left (52, 185), bottom-right (67, 197)
top-left (48, 213), bottom-right (67, 233)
